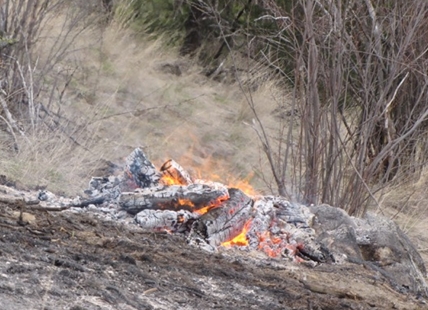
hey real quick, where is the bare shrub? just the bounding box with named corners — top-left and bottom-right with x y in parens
top-left (0, 1), bottom-right (112, 193)
top-left (190, 0), bottom-right (428, 215)
top-left (0, 0), bottom-right (102, 150)
top-left (250, 0), bottom-right (428, 215)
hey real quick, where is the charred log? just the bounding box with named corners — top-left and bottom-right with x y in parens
top-left (85, 176), bottom-right (123, 200)
top-left (135, 209), bottom-right (198, 233)
top-left (85, 148), bottom-right (163, 200)
top-left (123, 148), bottom-right (162, 189)
top-left (245, 198), bottom-right (276, 249)
top-left (160, 159), bottom-right (193, 185)
top-left (189, 188), bottom-right (254, 247)
top-left (119, 183), bottom-right (229, 215)
top-left (72, 196), bottom-right (106, 208)
top-left (267, 196), bottom-right (314, 228)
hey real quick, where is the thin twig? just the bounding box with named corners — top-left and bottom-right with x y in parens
top-left (92, 95), bottom-right (204, 123)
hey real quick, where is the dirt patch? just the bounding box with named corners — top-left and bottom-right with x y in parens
top-left (0, 201), bottom-right (425, 310)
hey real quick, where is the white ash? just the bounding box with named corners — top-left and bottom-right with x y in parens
top-left (135, 209), bottom-right (198, 233)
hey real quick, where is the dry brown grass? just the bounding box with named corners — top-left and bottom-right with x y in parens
top-left (0, 131), bottom-right (104, 195)
top-left (0, 16), bottom-right (285, 196)
top-left (2, 6), bottom-right (428, 270)
top-left (379, 173), bottom-right (428, 265)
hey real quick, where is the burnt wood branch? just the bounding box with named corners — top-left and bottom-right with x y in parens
top-left (27, 205), bottom-right (70, 212)
top-left (245, 198), bottom-right (276, 249)
top-left (135, 209), bottom-right (198, 233)
top-left (267, 196), bottom-right (314, 227)
top-left (190, 188), bottom-right (254, 247)
top-left (160, 159), bottom-right (193, 185)
top-left (119, 184), bottom-right (229, 215)
top-left (72, 196), bottom-right (106, 208)
top-left (124, 147), bottom-right (162, 189)
top-left (87, 176), bottom-right (121, 194)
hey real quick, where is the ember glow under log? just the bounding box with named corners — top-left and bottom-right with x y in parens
top-left (221, 219), bottom-right (252, 247)
top-left (189, 188), bottom-right (254, 247)
top-left (119, 184), bottom-right (229, 215)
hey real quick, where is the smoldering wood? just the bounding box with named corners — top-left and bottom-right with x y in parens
top-left (72, 196), bottom-right (106, 208)
top-left (273, 219), bottom-right (326, 262)
top-left (86, 176), bottom-right (123, 200)
top-left (266, 196), bottom-right (314, 228)
top-left (119, 183), bottom-right (229, 215)
top-left (79, 149), bottom-right (332, 263)
top-left (189, 188), bottom-right (254, 247)
top-left (245, 198), bottom-right (300, 259)
top-left (245, 198), bottom-right (276, 249)
top-left (160, 159), bottom-right (193, 185)
top-left (135, 209), bottom-right (198, 233)
top-left (242, 197), bottom-right (326, 261)
top-left (26, 196), bottom-right (107, 211)
top-left (124, 147), bottom-right (162, 189)
top-left (82, 149), bottom-right (163, 201)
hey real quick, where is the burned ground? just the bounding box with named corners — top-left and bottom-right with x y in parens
top-left (0, 201), bottom-right (426, 310)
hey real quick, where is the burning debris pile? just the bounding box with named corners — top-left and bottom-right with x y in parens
top-left (1, 147), bottom-right (427, 297)
top-left (85, 148), bottom-right (323, 263)
top-left (77, 147), bottom-right (428, 297)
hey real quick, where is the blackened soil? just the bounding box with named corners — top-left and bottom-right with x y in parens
top-left (0, 202), bottom-right (425, 310)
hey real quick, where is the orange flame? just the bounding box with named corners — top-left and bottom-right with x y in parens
top-left (227, 178), bottom-right (256, 197)
top-left (158, 158), bottom-right (257, 216)
top-left (161, 174), bottom-right (183, 186)
top-left (194, 205), bottom-right (212, 215)
top-left (224, 171), bottom-right (256, 196)
top-left (221, 220), bottom-right (252, 247)
top-left (175, 198), bottom-right (195, 207)
top-left (171, 198), bottom-right (223, 216)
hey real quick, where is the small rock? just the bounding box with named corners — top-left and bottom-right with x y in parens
top-left (12, 212), bottom-right (36, 224)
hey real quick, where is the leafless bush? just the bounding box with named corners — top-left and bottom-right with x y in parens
top-left (0, 0), bottom-right (101, 151)
top-left (195, 0), bottom-right (428, 215)
top-left (247, 0), bottom-right (428, 215)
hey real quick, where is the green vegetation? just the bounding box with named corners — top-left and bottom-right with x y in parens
top-left (115, 0), bottom-right (188, 44)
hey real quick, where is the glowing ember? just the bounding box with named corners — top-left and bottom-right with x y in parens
top-left (172, 198), bottom-right (211, 214)
top-left (176, 198), bottom-right (195, 207)
top-left (194, 205), bottom-right (213, 215)
top-left (170, 198), bottom-right (224, 215)
top-left (221, 220), bottom-right (252, 247)
top-left (257, 231), bottom-right (289, 258)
